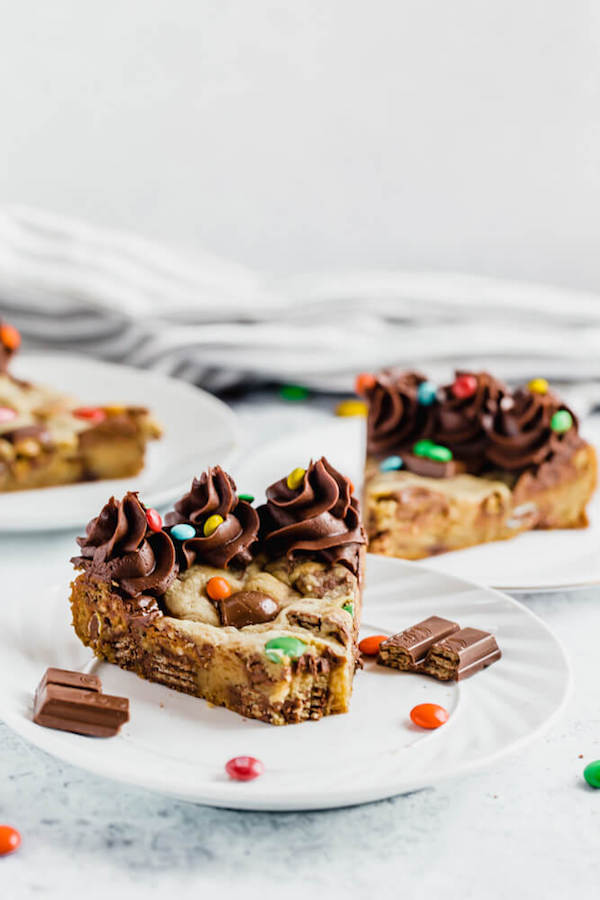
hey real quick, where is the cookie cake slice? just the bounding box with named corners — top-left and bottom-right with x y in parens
top-left (0, 318), bottom-right (161, 491)
top-left (69, 458), bottom-right (366, 725)
top-left (358, 368), bottom-right (597, 559)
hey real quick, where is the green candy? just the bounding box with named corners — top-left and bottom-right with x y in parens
top-left (428, 445), bottom-right (453, 462)
top-left (551, 410), bottom-right (573, 434)
top-left (265, 636), bottom-right (307, 662)
top-left (584, 760), bottom-right (600, 788)
top-left (342, 602), bottom-right (354, 616)
top-left (238, 493), bottom-right (255, 503)
top-left (279, 384), bottom-right (310, 402)
top-left (413, 439), bottom-right (435, 457)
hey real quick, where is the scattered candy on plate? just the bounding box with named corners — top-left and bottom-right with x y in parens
top-left (358, 635), bottom-right (388, 657)
top-left (0, 825), bottom-right (21, 856)
top-left (225, 756), bottom-right (264, 781)
top-left (335, 399), bottom-right (368, 417)
top-left (583, 760), bottom-right (600, 789)
top-left (410, 703), bottom-right (449, 730)
top-left (279, 384), bottom-right (310, 402)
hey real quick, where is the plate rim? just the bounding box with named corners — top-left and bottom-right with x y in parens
top-left (0, 353), bottom-right (241, 533)
top-left (0, 555), bottom-right (572, 811)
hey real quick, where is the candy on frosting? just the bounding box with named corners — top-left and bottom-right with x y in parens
top-left (482, 388), bottom-right (579, 471)
top-left (365, 370), bottom-right (436, 455)
top-left (165, 466), bottom-right (259, 570)
top-left (71, 491), bottom-right (177, 597)
top-left (258, 456), bottom-right (366, 576)
top-left (0, 320), bottom-right (21, 375)
top-left (434, 371), bottom-right (505, 464)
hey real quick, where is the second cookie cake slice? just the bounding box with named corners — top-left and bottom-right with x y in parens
top-left (69, 458), bottom-right (366, 725)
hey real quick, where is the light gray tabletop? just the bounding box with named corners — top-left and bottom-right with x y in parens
top-left (2, 399), bottom-right (598, 898)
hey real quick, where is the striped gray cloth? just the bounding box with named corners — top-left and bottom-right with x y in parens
top-left (1, 205), bottom-right (600, 411)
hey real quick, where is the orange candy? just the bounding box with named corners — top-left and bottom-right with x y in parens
top-left (355, 372), bottom-right (376, 395)
top-left (358, 634), bottom-right (387, 657)
top-left (410, 703), bottom-right (449, 730)
top-left (0, 323), bottom-right (21, 351)
top-left (0, 825), bottom-right (21, 855)
top-left (206, 576), bottom-right (232, 601)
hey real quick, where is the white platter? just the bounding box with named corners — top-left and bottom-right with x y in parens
top-left (0, 555), bottom-right (569, 811)
top-left (234, 417), bottom-right (600, 592)
top-left (0, 354), bottom-right (239, 531)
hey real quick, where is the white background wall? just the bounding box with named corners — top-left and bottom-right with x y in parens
top-left (2, 0), bottom-right (600, 290)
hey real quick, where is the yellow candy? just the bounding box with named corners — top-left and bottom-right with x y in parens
top-left (528, 378), bottom-right (549, 395)
top-left (335, 399), bottom-right (368, 418)
top-left (203, 514), bottom-right (224, 537)
top-left (104, 404), bottom-right (126, 416)
top-left (286, 467), bottom-right (306, 490)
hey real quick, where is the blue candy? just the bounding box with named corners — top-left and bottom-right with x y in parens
top-left (170, 523), bottom-right (196, 541)
top-left (380, 455), bottom-right (403, 472)
top-left (417, 381), bottom-right (438, 406)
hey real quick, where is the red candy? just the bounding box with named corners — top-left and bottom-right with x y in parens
top-left (0, 407), bottom-right (17, 423)
top-left (410, 703), bottom-right (449, 730)
top-left (0, 825), bottom-right (21, 856)
top-left (146, 508), bottom-right (163, 532)
top-left (451, 374), bottom-right (478, 399)
top-left (355, 372), bottom-right (376, 395)
top-left (73, 406), bottom-right (106, 424)
top-left (225, 756), bottom-right (264, 781)
top-left (358, 635), bottom-right (387, 657)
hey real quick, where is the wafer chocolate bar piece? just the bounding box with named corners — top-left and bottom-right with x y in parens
top-left (33, 668), bottom-right (128, 736)
top-left (422, 627), bottom-right (501, 681)
top-left (377, 616), bottom-right (460, 670)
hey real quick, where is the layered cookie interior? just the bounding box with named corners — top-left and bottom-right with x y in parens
top-left (358, 369), bottom-right (597, 559)
top-left (70, 458), bottom-right (366, 725)
top-left (0, 319), bottom-right (161, 491)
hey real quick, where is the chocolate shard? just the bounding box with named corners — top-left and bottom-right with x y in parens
top-left (422, 627), bottom-right (501, 681)
top-left (377, 616), bottom-right (460, 670)
top-left (217, 590), bottom-right (280, 628)
top-left (401, 453), bottom-right (467, 479)
top-left (33, 684), bottom-right (129, 737)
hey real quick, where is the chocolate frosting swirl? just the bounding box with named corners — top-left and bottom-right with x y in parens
top-left (482, 388), bottom-right (580, 471)
top-left (434, 371), bottom-right (505, 467)
top-left (258, 457), bottom-right (366, 576)
top-left (165, 466), bottom-right (259, 569)
top-left (366, 370), bottom-right (435, 455)
top-left (72, 492), bottom-right (177, 597)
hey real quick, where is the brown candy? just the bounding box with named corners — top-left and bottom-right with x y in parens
top-left (217, 591), bottom-right (280, 628)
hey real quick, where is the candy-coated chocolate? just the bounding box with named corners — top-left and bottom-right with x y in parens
top-left (279, 384), bottom-right (309, 401)
top-left (203, 514), bottom-right (224, 537)
top-left (417, 381), bottom-right (438, 406)
top-left (0, 323), bottom-right (21, 351)
top-left (551, 410), bottom-right (573, 433)
top-left (286, 467), bottom-right (306, 490)
top-left (358, 634), bottom-right (387, 656)
top-left (451, 374), bottom-right (478, 399)
top-left (583, 760), bottom-right (600, 788)
top-left (225, 756), bottom-right (264, 781)
top-left (428, 445), bottom-right (453, 462)
top-left (73, 406), bottom-right (106, 424)
top-left (170, 523), bottom-right (196, 541)
top-left (265, 636), bottom-right (307, 661)
top-left (206, 576), bottom-right (232, 601)
top-left (238, 493), bottom-right (255, 503)
top-left (413, 439), bottom-right (435, 457)
top-left (0, 406), bottom-right (17, 423)
top-left (0, 825), bottom-right (21, 855)
top-left (145, 508), bottom-right (163, 532)
top-left (410, 703), bottom-right (449, 729)
top-left (104, 404), bottom-right (126, 415)
top-left (342, 602), bottom-right (354, 616)
top-left (528, 377), bottom-right (549, 395)
top-left (380, 455), bottom-right (403, 472)
top-left (355, 372), bottom-right (376, 394)
top-left (336, 399), bottom-right (368, 418)
top-left (15, 438), bottom-right (40, 457)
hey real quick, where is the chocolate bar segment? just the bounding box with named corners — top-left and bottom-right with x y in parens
top-left (35, 667), bottom-right (102, 697)
top-left (33, 684), bottom-right (129, 737)
top-left (422, 627), bottom-right (501, 681)
top-left (377, 616), bottom-right (460, 670)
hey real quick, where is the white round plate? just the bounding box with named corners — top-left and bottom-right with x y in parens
top-left (234, 417), bottom-right (600, 592)
top-left (0, 555), bottom-right (569, 811)
top-left (0, 354), bottom-right (239, 532)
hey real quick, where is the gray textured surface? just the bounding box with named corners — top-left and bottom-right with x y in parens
top-left (2, 401), bottom-right (599, 897)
